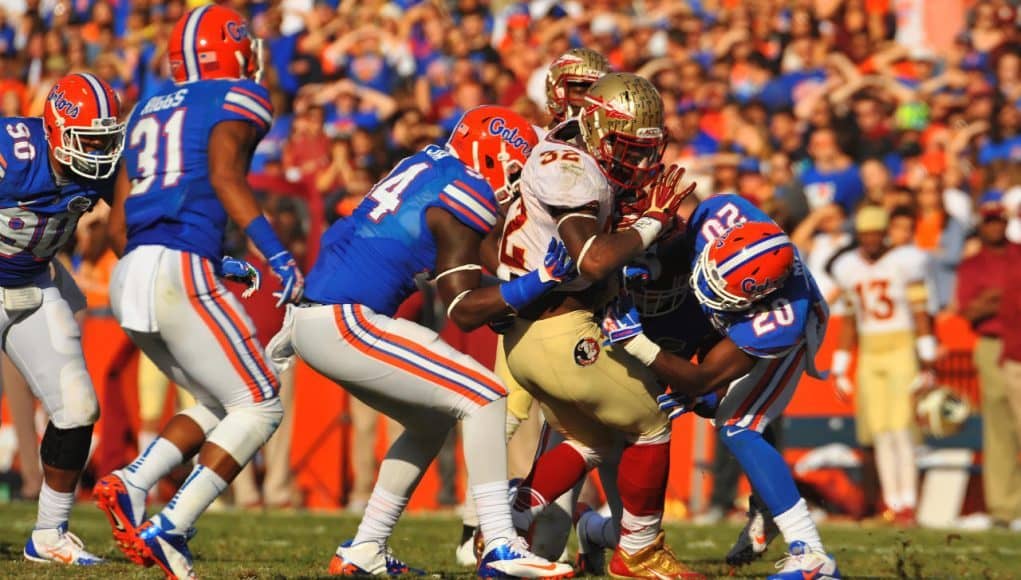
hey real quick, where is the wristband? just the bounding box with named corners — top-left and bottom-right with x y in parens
top-left (630, 217), bottom-right (663, 250)
top-left (245, 215), bottom-right (287, 260)
top-left (916, 334), bottom-right (937, 363)
top-left (831, 349), bottom-right (851, 376)
top-left (623, 333), bottom-right (662, 366)
top-left (499, 270), bottom-right (553, 312)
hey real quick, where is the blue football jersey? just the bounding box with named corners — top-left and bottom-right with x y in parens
top-left (122, 78), bottom-right (273, 264)
top-left (304, 145), bottom-right (499, 316)
top-left (641, 290), bottom-right (719, 359)
top-left (0, 117), bottom-right (113, 286)
top-left (684, 194), bottom-right (827, 358)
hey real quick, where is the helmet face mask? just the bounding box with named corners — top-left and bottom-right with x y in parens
top-left (578, 72), bottom-right (666, 193)
top-left (55, 120), bottom-right (125, 180)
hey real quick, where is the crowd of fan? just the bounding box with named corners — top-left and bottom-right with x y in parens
top-left (1, 0), bottom-right (1020, 311)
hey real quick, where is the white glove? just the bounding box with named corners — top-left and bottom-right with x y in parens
top-left (834, 375), bottom-right (854, 402)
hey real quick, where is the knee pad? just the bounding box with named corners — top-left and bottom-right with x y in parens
top-left (207, 397), bottom-right (283, 465)
top-left (177, 403), bottom-right (226, 436)
top-left (50, 365), bottom-right (100, 429)
top-left (40, 422), bottom-right (93, 470)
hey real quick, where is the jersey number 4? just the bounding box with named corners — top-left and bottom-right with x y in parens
top-left (129, 110), bottom-right (186, 195)
top-left (365, 161), bottom-right (429, 222)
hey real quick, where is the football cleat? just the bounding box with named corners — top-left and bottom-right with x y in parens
top-left (328, 539), bottom-right (424, 576)
top-left (456, 536), bottom-right (477, 567)
top-left (95, 470), bottom-right (153, 566)
top-left (575, 509), bottom-right (606, 576)
top-left (135, 516), bottom-right (196, 580)
top-left (24, 523), bottom-right (104, 565)
top-left (767, 541), bottom-right (841, 580)
top-left (478, 536), bottom-right (574, 579)
top-left (607, 531), bottom-right (703, 579)
top-left (725, 507), bottom-right (779, 566)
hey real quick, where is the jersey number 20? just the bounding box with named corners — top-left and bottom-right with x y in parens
top-left (129, 111), bottom-right (186, 195)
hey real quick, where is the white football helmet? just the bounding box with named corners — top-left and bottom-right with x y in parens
top-left (915, 386), bottom-right (971, 438)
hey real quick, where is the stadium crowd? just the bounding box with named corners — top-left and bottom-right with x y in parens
top-left (1, 0), bottom-right (1020, 526)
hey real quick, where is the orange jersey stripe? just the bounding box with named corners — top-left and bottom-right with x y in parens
top-left (199, 261), bottom-right (279, 393)
top-left (181, 253), bottom-right (264, 402)
top-left (726, 358), bottom-right (783, 426)
top-left (749, 350), bottom-right (804, 431)
top-left (223, 104), bottom-right (268, 128)
top-left (333, 306), bottom-right (490, 405)
top-left (351, 305), bottom-right (505, 397)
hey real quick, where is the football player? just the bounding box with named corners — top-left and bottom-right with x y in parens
top-left (0, 72), bottom-right (124, 566)
top-left (455, 46), bottom-right (613, 567)
top-left (498, 72), bottom-right (702, 579)
top-left (268, 105), bottom-right (574, 578)
top-left (95, 6), bottom-right (303, 579)
top-left (600, 193), bottom-right (841, 579)
top-left (827, 205), bottom-right (935, 525)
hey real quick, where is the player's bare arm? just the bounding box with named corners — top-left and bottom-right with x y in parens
top-left (430, 208), bottom-right (572, 331)
top-left (908, 281), bottom-right (937, 374)
top-left (208, 120), bottom-right (263, 229)
top-left (647, 337), bottom-right (756, 398)
top-left (559, 164), bottom-right (695, 281)
top-left (479, 214), bottom-right (505, 274)
top-left (108, 161), bottom-right (131, 256)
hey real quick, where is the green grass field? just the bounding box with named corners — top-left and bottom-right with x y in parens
top-left (0, 501), bottom-right (1018, 578)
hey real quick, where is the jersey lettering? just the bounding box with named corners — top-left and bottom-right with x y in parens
top-left (367, 161), bottom-right (430, 222)
top-left (853, 279), bottom-right (895, 321)
top-left (129, 109), bottom-right (187, 195)
top-left (700, 202), bottom-right (746, 242)
top-left (539, 149), bottom-right (581, 165)
top-left (0, 209), bottom-right (75, 259)
top-left (6, 122), bottom-right (36, 161)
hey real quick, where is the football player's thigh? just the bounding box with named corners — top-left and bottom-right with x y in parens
top-left (885, 348), bottom-right (918, 431)
top-left (155, 271), bottom-right (278, 410)
top-left (716, 349), bottom-right (805, 431)
top-left (855, 352), bottom-right (885, 442)
top-left (4, 287), bottom-right (97, 428)
top-left (126, 329), bottom-right (223, 412)
top-left (292, 304), bottom-right (504, 420)
top-left (497, 335), bottom-right (534, 423)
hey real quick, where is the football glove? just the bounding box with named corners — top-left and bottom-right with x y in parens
top-left (221, 256), bottom-right (260, 298)
top-left (656, 391), bottom-right (720, 421)
top-left (641, 163), bottom-right (697, 232)
top-left (500, 239), bottom-right (575, 312)
top-left (268, 251), bottom-right (304, 308)
top-left (601, 293), bottom-right (644, 344)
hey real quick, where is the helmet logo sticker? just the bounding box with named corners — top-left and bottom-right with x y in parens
top-left (583, 95), bottom-right (635, 120)
top-left (488, 118), bottom-right (532, 156)
top-left (48, 91), bottom-right (80, 119)
top-left (226, 21), bottom-right (248, 42)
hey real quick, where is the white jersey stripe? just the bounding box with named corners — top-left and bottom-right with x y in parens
top-left (443, 185), bottom-right (497, 226)
top-left (183, 6), bottom-right (209, 81)
top-left (224, 92), bottom-right (273, 124)
top-left (78, 73), bottom-right (109, 118)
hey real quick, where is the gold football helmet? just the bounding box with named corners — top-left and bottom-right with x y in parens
top-left (545, 48), bottom-right (610, 122)
top-left (578, 72), bottom-right (666, 191)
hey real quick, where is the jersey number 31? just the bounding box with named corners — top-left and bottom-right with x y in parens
top-left (129, 111), bottom-right (186, 195)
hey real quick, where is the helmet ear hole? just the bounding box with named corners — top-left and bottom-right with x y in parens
top-left (485, 156), bottom-right (496, 169)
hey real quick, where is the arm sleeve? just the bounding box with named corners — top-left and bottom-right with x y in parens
top-left (219, 80), bottom-right (275, 136)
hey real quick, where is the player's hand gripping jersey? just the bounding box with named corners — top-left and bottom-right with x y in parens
top-left (497, 121), bottom-right (613, 290)
top-left (828, 245), bottom-right (931, 337)
top-left (304, 144), bottom-right (501, 315)
top-left (0, 117), bottom-right (113, 286)
top-left (121, 78), bottom-right (273, 264)
top-left (683, 194), bottom-right (828, 361)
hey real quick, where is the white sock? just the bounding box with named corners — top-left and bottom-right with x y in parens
top-left (891, 429), bottom-right (918, 509)
top-left (36, 481), bottom-right (74, 530)
top-left (873, 432), bottom-right (903, 511)
top-left (124, 437), bottom-right (184, 492)
top-left (353, 487), bottom-right (408, 547)
top-left (773, 498), bottom-right (823, 552)
top-left (474, 480), bottom-right (517, 548)
top-left (138, 431), bottom-right (157, 456)
top-left (160, 464), bottom-right (227, 531)
top-left (618, 509), bottom-right (661, 554)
